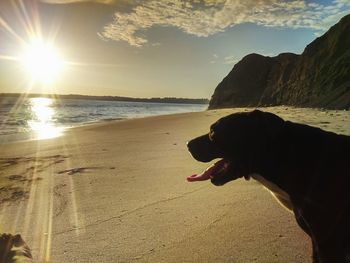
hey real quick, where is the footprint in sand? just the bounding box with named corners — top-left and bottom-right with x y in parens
top-left (0, 155), bottom-right (68, 172)
top-left (7, 175), bottom-right (26, 181)
top-left (57, 166), bottom-right (116, 175)
top-left (0, 187), bottom-right (29, 204)
top-left (57, 167), bottom-right (101, 175)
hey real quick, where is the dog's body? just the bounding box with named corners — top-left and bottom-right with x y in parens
top-left (187, 110), bottom-right (350, 263)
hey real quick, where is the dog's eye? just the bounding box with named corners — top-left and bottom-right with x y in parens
top-left (209, 130), bottom-right (215, 141)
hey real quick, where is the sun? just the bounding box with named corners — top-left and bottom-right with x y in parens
top-left (20, 38), bottom-right (64, 84)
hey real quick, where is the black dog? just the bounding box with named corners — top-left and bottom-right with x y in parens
top-left (187, 110), bottom-right (350, 263)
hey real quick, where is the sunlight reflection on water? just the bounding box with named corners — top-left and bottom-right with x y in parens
top-left (28, 97), bottom-right (64, 139)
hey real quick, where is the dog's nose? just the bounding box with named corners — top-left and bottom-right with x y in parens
top-left (186, 140), bottom-right (194, 150)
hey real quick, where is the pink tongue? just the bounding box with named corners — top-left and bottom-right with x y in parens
top-left (187, 159), bottom-right (225, 182)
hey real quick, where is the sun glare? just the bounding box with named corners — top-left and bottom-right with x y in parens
top-left (28, 97), bottom-right (63, 139)
top-left (20, 38), bottom-right (63, 84)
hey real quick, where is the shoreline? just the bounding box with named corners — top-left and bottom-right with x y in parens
top-left (0, 101), bottom-right (207, 145)
top-left (0, 109), bottom-right (207, 145)
top-left (1, 105), bottom-right (349, 145)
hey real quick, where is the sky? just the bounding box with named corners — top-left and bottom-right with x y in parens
top-left (0, 0), bottom-right (349, 99)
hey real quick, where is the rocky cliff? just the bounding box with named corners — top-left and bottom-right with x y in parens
top-left (209, 14), bottom-right (350, 109)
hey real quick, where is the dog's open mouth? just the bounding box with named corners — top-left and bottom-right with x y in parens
top-left (187, 159), bottom-right (231, 185)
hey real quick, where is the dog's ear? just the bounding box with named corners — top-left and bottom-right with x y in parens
top-left (249, 110), bottom-right (284, 139)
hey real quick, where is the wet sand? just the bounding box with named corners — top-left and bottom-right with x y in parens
top-left (0, 107), bottom-right (349, 262)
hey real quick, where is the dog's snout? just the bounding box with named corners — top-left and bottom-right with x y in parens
top-left (187, 134), bottom-right (221, 163)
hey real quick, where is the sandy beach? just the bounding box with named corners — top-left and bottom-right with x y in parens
top-left (1, 107), bottom-right (349, 262)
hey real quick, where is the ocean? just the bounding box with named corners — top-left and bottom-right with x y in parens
top-left (0, 96), bottom-right (208, 142)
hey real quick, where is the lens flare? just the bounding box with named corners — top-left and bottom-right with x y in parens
top-left (20, 38), bottom-right (63, 84)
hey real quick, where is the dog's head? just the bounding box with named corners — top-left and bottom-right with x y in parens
top-left (187, 110), bottom-right (284, 186)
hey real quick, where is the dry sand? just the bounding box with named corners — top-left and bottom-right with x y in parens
top-left (0, 107), bottom-right (349, 262)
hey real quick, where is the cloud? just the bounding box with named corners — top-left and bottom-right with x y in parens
top-left (151, 42), bottom-right (162, 46)
top-left (223, 55), bottom-right (239, 65)
top-left (100, 0), bottom-right (350, 47)
top-left (210, 53), bottom-right (241, 64)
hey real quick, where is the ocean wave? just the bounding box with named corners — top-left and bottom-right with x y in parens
top-left (101, 118), bottom-right (125, 121)
top-left (0, 97), bottom-right (207, 138)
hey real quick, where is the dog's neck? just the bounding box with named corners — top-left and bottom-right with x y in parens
top-left (250, 173), bottom-right (293, 211)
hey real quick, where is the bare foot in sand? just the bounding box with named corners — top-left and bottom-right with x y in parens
top-left (0, 233), bottom-right (33, 263)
